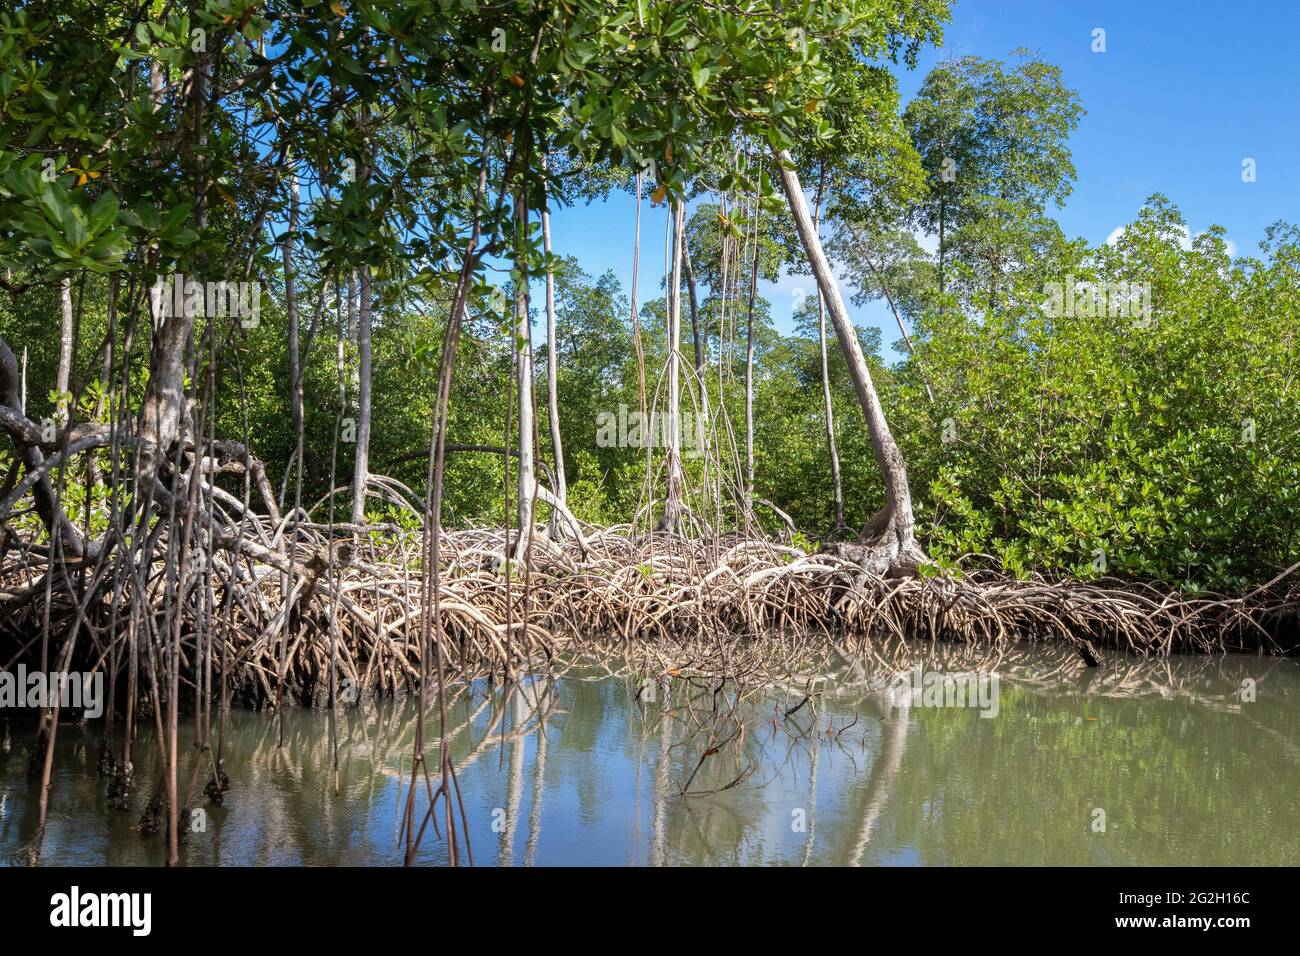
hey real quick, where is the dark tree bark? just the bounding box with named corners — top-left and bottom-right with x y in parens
top-left (0, 336), bottom-right (87, 557)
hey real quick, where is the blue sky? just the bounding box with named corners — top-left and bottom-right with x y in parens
top-left (545, 0), bottom-right (1300, 358)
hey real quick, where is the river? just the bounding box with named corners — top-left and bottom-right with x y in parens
top-left (2, 642), bottom-right (1297, 865)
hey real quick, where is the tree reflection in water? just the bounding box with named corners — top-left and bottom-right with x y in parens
top-left (1, 640), bottom-right (1296, 866)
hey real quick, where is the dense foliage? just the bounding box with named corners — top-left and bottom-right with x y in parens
top-left (0, 3), bottom-right (1294, 593)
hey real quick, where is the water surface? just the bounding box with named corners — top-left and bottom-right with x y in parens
top-left (2, 642), bottom-right (1297, 865)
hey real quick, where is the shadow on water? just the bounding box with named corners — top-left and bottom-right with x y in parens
top-left (1, 641), bottom-right (1297, 866)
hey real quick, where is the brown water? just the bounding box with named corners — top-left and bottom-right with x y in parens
top-left (2, 643), bottom-right (1297, 865)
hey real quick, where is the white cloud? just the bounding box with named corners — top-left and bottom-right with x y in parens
top-left (1104, 223), bottom-right (1235, 257)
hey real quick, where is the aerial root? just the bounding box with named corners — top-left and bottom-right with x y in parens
top-left (1, 523), bottom-right (1295, 706)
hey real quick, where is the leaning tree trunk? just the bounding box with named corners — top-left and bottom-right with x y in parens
top-left (846, 689), bottom-right (910, 864)
top-left (811, 168), bottom-right (844, 532)
top-left (773, 148), bottom-right (926, 576)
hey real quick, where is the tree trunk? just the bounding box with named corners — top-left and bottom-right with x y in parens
top-left (660, 200), bottom-right (686, 532)
top-left (540, 182), bottom-right (566, 504)
top-left (138, 287), bottom-right (191, 499)
top-left (503, 191), bottom-right (587, 562)
top-left (56, 277), bottom-right (73, 421)
top-left (938, 199), bottom-right (946, 308)
top-left (681, 237), bottom-right (710, 425)
top-left (512, 191), bottom-right (538, 554)
top-left (283, 168), bottom-right (303, 487)
top-left (347, 271), bottom-right (357, 343)
top-left (630, 173), bottom-right (648, 472)
top-left (681, 242), bottom-right (704, 381)
top-left (715, 193), bottom-right (732, 406)
top-left (350, 109), bottom-right (375, 526)
top-left (743, 197), bottom-right (759, 501)
top-left (350, 269), bottom-right (372, 525)
top-left (811, 169), bottom-right (844, 532)
top-left (773, 148), bottom-right (926, 575)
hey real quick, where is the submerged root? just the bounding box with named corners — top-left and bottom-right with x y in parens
top-left (107, 765), bottom-right (133, 811)
top-left (204, 764), bottom-right (231, 806)
top-left (138, 791), bottom-right (165, 835)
